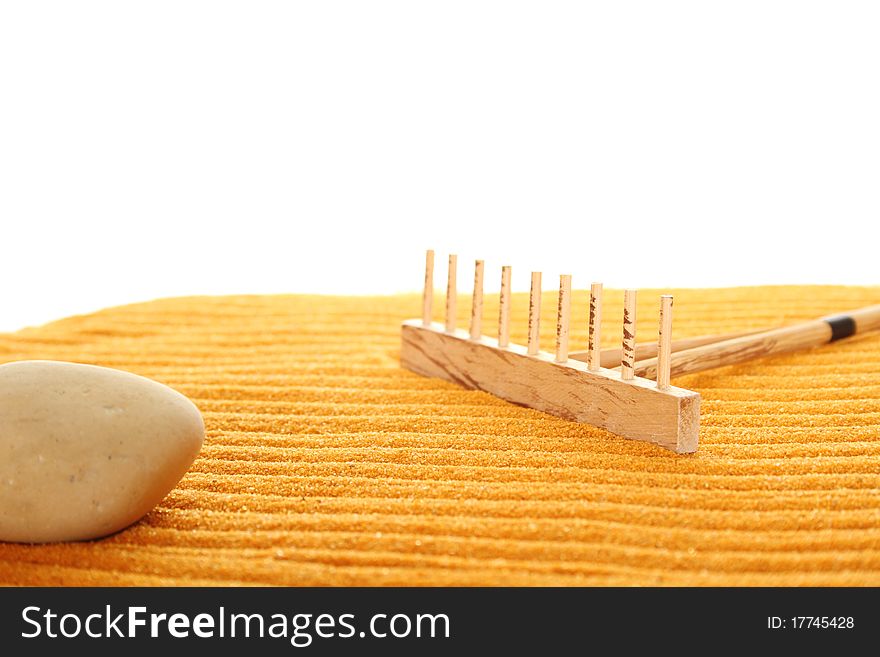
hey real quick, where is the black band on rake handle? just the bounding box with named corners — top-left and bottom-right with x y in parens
top-left (824, 315), bottom-right (857, 342)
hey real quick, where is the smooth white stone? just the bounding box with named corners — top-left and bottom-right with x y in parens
top-left (0, 360), bottom-right (204, 543)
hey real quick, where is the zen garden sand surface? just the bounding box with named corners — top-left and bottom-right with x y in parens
top-left (0, 285), bottom-right (878, 585)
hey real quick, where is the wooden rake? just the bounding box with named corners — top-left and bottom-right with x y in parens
top-left (400, 251), bottom-right (880, 453)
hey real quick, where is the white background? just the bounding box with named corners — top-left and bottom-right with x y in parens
top-left (1, 2), bottom-right (878, 331)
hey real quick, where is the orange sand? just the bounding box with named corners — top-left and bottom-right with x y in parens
top-left (1, 286), bottom-right (879, 586)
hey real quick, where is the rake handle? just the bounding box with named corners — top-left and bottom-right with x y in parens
top-left (569, 329), bottom-right (764, 368)
top-left (635, 304), bottom-right (880, 380)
